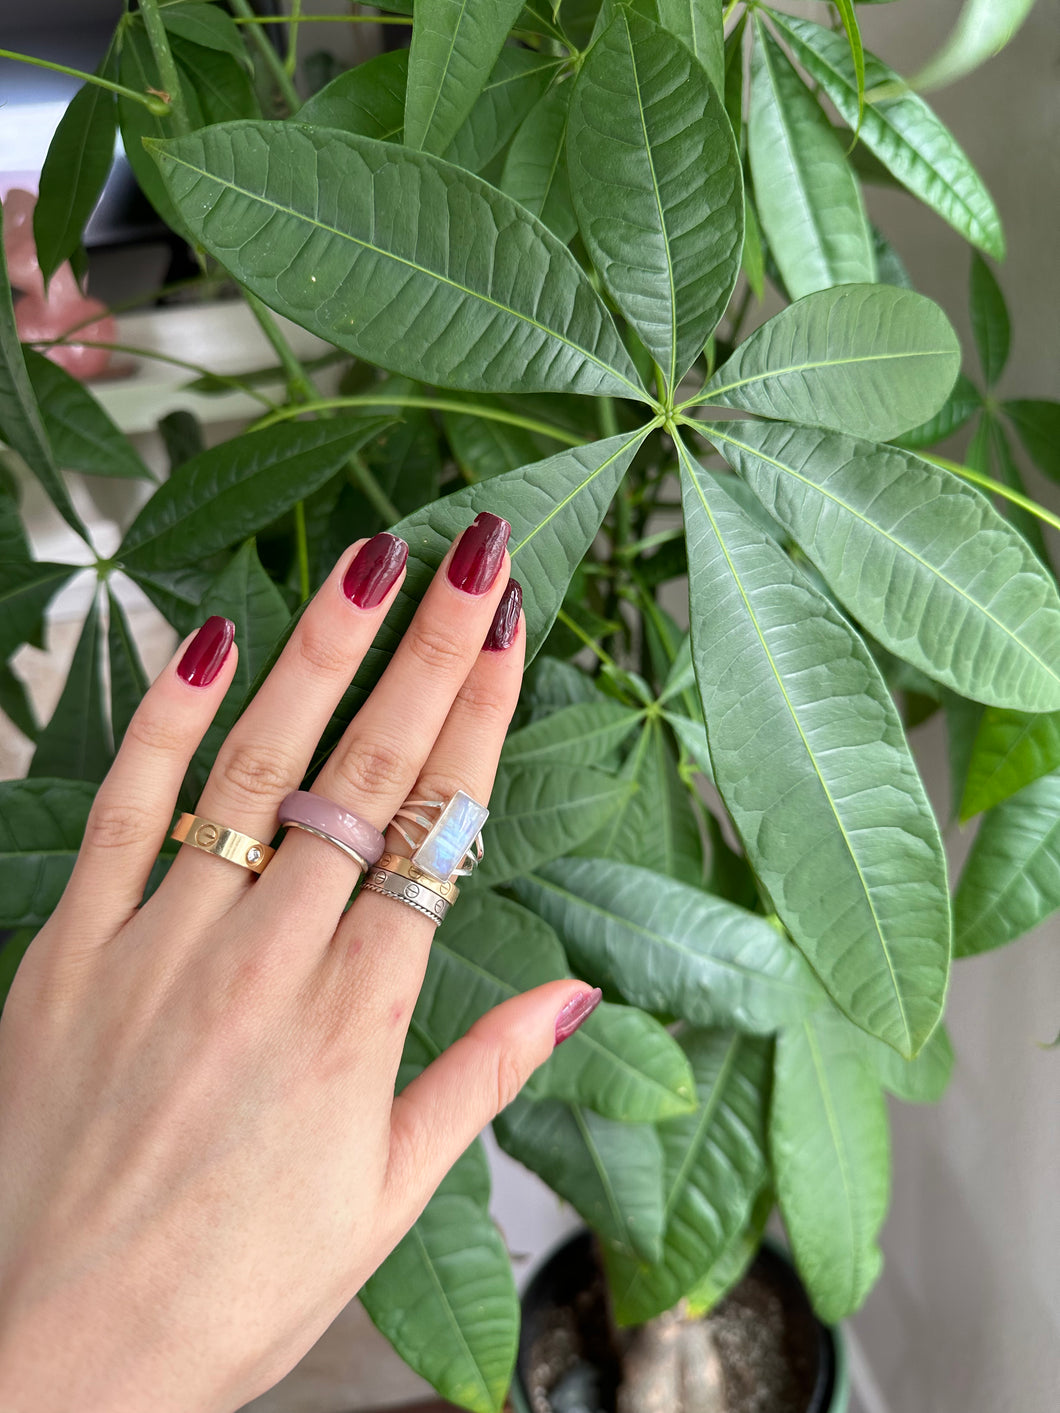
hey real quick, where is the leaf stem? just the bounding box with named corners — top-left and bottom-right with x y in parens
top-left (25, 338), bottom-right (279, 405)
top-left (137, 0), bottom-right (191, 135)
top-left (231, 13), bottom-right (413, 24)
top-left (0, 47), bottom-right (170, 115)
top-left (557, 609), bottom-right (618, 670)
top-left (285, 0), bottom-right (303, 79)
top-left (924, 454), bottom-right (1060, 537)
top-left (348, 452), bottom-right (401, 526)
top-left (243, 294), bottom-right (317, 404)
top-left (229, 0), bottom-right (302, 113)
top-left (293, 500), bottom-right (311, 602)
top-left (253, 395), bottom-right (584, 447)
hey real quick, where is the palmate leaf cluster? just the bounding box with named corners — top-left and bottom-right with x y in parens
top-left (0, 1), bottom-right (1056, 1409)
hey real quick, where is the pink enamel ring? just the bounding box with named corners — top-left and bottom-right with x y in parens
top-left (277, 791), bottom-right (386, 872)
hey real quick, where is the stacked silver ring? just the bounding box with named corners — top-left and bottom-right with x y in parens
top-left (362, 863), bottom-right (455, 924)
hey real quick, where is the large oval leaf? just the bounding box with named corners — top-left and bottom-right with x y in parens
top-left (691, 285), bottom-right (960, 442)
top-left (0, 562), bottom-right (79, 662)
top-left (500, 81), bottom-right (577, 243)
top-left (0, 777), bottom-right (97, 927)
top-left (969, 252), bottom-right (1010, 388)
top-left (33, 76), bottom-right (117, 285)
top-left (29, 598), bottom-right (110, 785)
top-left (603, 1029), bottom-right (772, 1326)
top-left (361, 1193), bottom-right (518, 1413)
top-left (626, 0), bottom-right (725, 94)
top-left (24, 349), bottom-right (154, 482)
top-left (961, 706), bottom-right (1060, 821)
top-left (771, 14), bottom-right (1004, 259)
top-left (500, 700), bottom-right (643, 768)
top-left (512, 856), bottom-right (826, 1034)
top-left (404, 0), bottom-right (524, 156)
top-left (119, 415), bottom-right (391, 571)
top-left (495, 1096), bottom-right (666, 1262)
top-left (748, 22), bottom-right (875, 299)
top-left (905, 0), bottom-right (1036, 92)
top-left (679, 442), bottom-right (950, 1057)
top-left (770, 1011), bottom-right (890, 1324)
top-left (954, 769), bottom-right (1060, 957)
top-left (702, 418), bottom-right (1060, 712)
top-left (568, 12), bottom-right (742, 390)
top-left (148, 122), bottom-right (645, 400)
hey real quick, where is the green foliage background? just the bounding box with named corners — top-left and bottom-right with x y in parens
top-left (1, 1), bottom-right (1057, 1407)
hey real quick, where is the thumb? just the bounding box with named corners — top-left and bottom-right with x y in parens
top-left (386, 980), bottom-right (602, 1210)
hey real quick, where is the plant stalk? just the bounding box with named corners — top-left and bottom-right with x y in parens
top-left (229, 0), bottom-right (302, 114)
top-left (253, 395), bottom-right (583, 447)
top-left (293, 500), bottom-right (311, 602)
top-left (137, 0), bottom-right (191, 134)
top-left (0, 47), bottom-right (170, 115)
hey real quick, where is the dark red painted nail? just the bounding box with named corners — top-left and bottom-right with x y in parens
top-left (483, 579), bottom-right (522, 652)
top-left (447, 512), bottom-right (511, 596)
top-left (342, 533), bottom-right (408, 609)
top-left (554, 988), bottom-right (603, 1046)
top-left (177, 616), bottom-right (234, 688)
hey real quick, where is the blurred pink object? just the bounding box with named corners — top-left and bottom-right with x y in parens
top-left (3, 188), bottom-right (115, 380)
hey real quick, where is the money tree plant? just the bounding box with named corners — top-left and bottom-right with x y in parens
top-left (1, 1), bottom-right (1056, 1409)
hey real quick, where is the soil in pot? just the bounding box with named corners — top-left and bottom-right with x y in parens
top-left (517, 1234), bottom-right (831, 1413)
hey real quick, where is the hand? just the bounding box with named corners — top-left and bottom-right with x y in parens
top-left (0, 517), bottom-right (601, 1413)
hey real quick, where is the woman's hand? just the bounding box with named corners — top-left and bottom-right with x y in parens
top-left (0, 516), bottom-right (600, 1413)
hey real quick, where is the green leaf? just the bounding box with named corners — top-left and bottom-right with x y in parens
top-left (500, 81), bottom-right (577, 244)
top-left (478, 763), bottom-right (636, 886)
top-left (158, 409), bottom-right (205, 472)
top-left (0, 777), bottom-right (97, 927)
top-left (961, 705), bottom-right (1060, 821)
top-left (0, 208), bottom-right (87, 541)
top-left (416, 891), bottom-right (696, 1121)
top-left (1004, 400), bottom-right (1060, 483)
top-left (511, 856), bottom-right (826, 1032)
top-left (106, 588), bottom-right (149, 751)
top-left (361, 1193), bottom-right (518, 1413)
top-left (684, 1184), bottom-right (773, 1317)
top-left (501, 700), bottom-right (642, 768)
top-left (603, 1029), bottom-right (772, 1326)
top-left (29, 597), bottom-right (110, 784)
top-left (568, 12), bottom-right (742, 390)
top-left (741, 192), bottom-right (765, 303)
top-left (626, 0), bottom-right (726, 95)
top-left (854, 1017), bottom-right (954, 1104)
top-left (578, 719), bottom-right (704, 885)
top-left (0, 664), bottom-right (37, 743)
top-left (0, 561), bottom-right (79, 662)
top-left (494, 1096), bottom-right (666, 1262)
top-left (989, 421), bottom-right (1054, 572)
top-left (969, 253), bottom-right (1010, 388)
top-left (748, 22), bottom-right (875, 300)
top-left (703, 418), bottom-right (1060, 712)
top-left (161, 2), bottom-right (251, 67)
top-left (442, 406), bottom-right (553, 484)
top-left (679, 443), bottom-right (950, 1057)
top-left (23, 350), bottom-right (154, 481)
top-left (149, 123), bottom-right (644, 401)
top-left (770, 1011), bottom-right (889, 1323)
top-left (299, 48), bottom-right (407, 137)
top-left (404, 0), bottom-right (525, 156)
top-left (444, 49), bottom-right (558, 173)
top-left (692, 284), bottom-right (960, 441)
top-left (905, 0), bottom-right (1036, 92)
top-left (771, 14), bottom-right (1004, 259)
top-left (118, 23), bottom-right (204, 236)
top-left (171, 36), bottom-right (259, 125)
top-left (832, 0), bottom-right (866, 133)
top-left (892, 371), bottom-right (982, 451)
top-left (436, 1137), bottom-right (493, 1207)
top-left (127, 562), bottom-right (223, 638)
top-left (0, 928), bottom-right (35, 1012)
top-left (943, 689), bottom-right (984, 822)
top-left (182, 542), bottom-right (291, 804)
top-left (955, 769), bottom-right (1060, 956)
top-left (33, 77), bottom-right (117, 286)
top-left (0, 474), bottom-right (31, 564)
top-left (324, 432), bottom-right (649, 745)
top-left (119, 416), bottom-right (390, 571)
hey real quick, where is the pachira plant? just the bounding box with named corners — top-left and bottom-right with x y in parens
top-left (1, 0), bottom-right (1057, 1408)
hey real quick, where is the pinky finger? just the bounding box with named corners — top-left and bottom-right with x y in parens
top-left (58, 616), bottom-right (238, 945)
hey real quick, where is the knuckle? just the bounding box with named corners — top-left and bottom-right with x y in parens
top-left (126, 710), bottom-right (187, 757)
top-left (454, 674), bottom-right (511, 726)
top-left (332, 734), bottom-right (407, 800)
top-left (405, 624), bottom-right (467, 677)
top-left (296, 621), bottom-right (354, 680)
top-left (415, 770), bottom-right (472, 811)
top-left (492, 1045), bottom-right (529, 1115)
top-left (83, 798), bottom-right (154, 852)
top-left (216, 741), bottom-right (297, 804)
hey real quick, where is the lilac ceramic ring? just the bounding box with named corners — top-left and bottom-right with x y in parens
top-left (278, 791), bottom-right (386, 871)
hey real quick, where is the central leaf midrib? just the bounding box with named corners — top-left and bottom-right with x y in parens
top-left (155, 146), bottom-right (645, 400)
top-left (679, 440), bottom-right (913, 1052)
top-left (696, 348), bottom-right (956, 405)
top-left (664, 1036), bottom-right (741, 1223)
top-left (408, 1214), bottom-right (494, 1409)
top-left (803, 1022), bottom-right (863, 1309)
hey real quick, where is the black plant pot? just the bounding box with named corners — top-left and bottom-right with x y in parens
top-left (510, 1231), bottom-right (849, 1413)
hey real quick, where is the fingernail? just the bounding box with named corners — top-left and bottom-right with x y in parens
top-left (447, 512), bottom-right (511, 596)
top-left (554, 988), bottom-right (603, 1046)
top-left (177, 616), bottom-right (235, 687)
top-left (483, 579), bottom-right (522, 652)
top-left (342, 533), bottom-right (409, 609)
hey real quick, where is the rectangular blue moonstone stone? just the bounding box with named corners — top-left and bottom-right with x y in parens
top-left (412, 791), bottom-right (490, 881)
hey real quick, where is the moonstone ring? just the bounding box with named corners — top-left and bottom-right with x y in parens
top-left (392, 791), bottom-right (489, 882)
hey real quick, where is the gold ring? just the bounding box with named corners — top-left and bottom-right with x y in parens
top-left (170, 813), bottom-right (274, 874)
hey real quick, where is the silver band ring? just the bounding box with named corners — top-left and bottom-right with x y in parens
top-left (281, 820), bottom-right (370, 872)
top-left (361, 865), bottom-right (453, 925)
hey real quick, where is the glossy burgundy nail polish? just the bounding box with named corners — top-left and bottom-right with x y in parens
top-left (177, 616), bottom-right (234, 687)
top-left (447, 512), bottom-right (511, 596)
top-left (554, 988), bottom-right (603, 1046)
top-left (483, 580), bottom-right (522, 652)
top-left (342, 533), bottom-right (409, 608)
